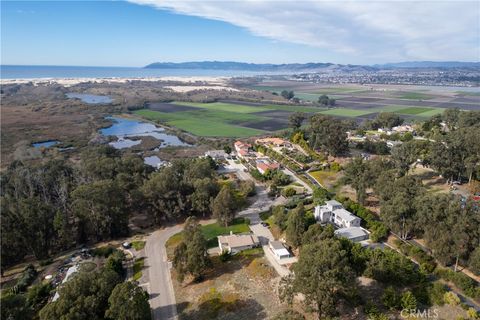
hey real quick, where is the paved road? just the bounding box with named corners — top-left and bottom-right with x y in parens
top-left (143, 160), bottom-right (290, 320)
top-left (145, 225), bottom-right (182, 320)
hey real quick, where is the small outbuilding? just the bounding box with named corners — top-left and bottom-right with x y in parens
top-left (269, 241), bottom-right (291, 259)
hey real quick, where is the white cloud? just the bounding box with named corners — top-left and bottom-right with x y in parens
top-left (129, 0), bottom-right (480, 62)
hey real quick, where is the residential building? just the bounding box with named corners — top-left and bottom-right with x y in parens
top-left (314, 200), bottom-right (361, 228)
top-left (205, 150), bottom-right (227, 160)
top-left (234, 141), bottom-right (252, 159)
top-left (218, 232), bottom-right (259, 254)
top-left (334, 227), bottom-right (370, 242)
top-left (256, 159), bottom-right (280, 174)
top-left (255, 137), bottom-right (290, 148)
top-left (269, 241), bottom-right (291, 259)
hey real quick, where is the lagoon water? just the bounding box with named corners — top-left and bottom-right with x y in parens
top-left (1, 65), bottom-right (272, 79)
top-left (144, 155), bottom-right (163, 168)
top-left (100, 117), bottom-right (189, 149)
top-left (32, 140), bottom-right (60, 148)
top-left (66, 93), bottom-right (113, 104)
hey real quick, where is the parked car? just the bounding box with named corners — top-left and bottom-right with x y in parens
top-left (261, 222), bottom-right (269, 227)
top-left (122, 242), bottom-right (131, 249)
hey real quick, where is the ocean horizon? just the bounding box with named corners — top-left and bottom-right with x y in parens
top-left (0, 65), bottom-right (278, 79)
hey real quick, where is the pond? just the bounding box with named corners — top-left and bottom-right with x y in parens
top-left (66, 93), bottom-right (113, 104)
top-left (32, 140), bottom-right (60, 148)
top-left (100, 116), bottom-right (190, 149)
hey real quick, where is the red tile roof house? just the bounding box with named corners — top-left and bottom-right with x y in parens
top-left (234, 141), bottom-right (252, 158)
top-left (256, 160), bottom-right (280, 174)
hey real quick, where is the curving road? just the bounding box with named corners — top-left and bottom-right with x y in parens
top-left (144, 160), bottom-right (286, 320)
top-left (145, 225), bottom-right (183, 320)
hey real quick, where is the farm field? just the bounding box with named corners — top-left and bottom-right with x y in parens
top-left (132, 83), bottom-right (477, 137)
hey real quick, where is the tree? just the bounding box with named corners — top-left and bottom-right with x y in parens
top-left (281, 90), bottom-right (295, 100)
top-left (211, 185), bottom-right (236, 226)
top-left (1, 293), bottom-right (32, 320)
top-left (318, 94), bottom-right (331, 106)
top-left (309, 114), bottom-right (349, 156)
top-left (223, 145), bottom-right (232, 155)
top-left (343, 158), bottom-right (375, 205)
top-left (173, 217), bottom-right (210, 283)
top-left (39, 269), bottom-right (122, 320)
top-left (285, 204), bottom-right (306, 247)
top-left (288, 112), bottom-right (306, 131)
top-left (416, 194), bottom-right (480, 269)
top-left (469, 247), bottom-right (480, 276)
top-left (105, 282), bottom-right (151, 320)
top-left (72, 180), bottom-right (129, 241)
top-left (279, 239), bottom-right (355, 319)
top-left (191, 178), bottom-right (218, 217)
top-left (379, 175), bottom-right (424, 239)
top-left (369, 112), bottom-right (404, 129)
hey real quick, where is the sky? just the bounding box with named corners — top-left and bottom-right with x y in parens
top-left (1, 0), bottom-right (479, 67)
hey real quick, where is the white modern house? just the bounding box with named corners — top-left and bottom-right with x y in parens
top-left (334, 227), bottom-right (370, 242)
top-left (269, 241), bottom-right (291, 259)
top-left (218, 232), bottom-right (259, 254)
top-left (205, 150), bottom-right (227, 160)
top-left (314, 200), bottom-right (368, 242)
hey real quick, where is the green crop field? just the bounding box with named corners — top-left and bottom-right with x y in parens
top-left (395, 107), bottom-right (437, 115)
top-left (319, 108), bottom-right (374, 117)
top-left (397, 92), bottom-right (435, 100)
top-left (415, 108), bottom-right (445, 117)
top-left (174, 101), bottom-right (271, 113)
top-left (167, 119), bottom-right (265, 137)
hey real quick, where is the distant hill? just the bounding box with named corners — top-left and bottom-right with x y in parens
top-left (375, 61), bottom-right (480, 69)
top-left (144, 61), bottom-right (338, 71)
top-left (145, 61), bottom-right (479, 72)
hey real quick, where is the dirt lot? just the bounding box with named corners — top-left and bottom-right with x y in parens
top-left (172, 249), bottom-right (293, 320)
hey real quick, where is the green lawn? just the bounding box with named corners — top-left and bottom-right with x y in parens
top-left (455, 91), bottom-right (480, 96)
top-left (131, 240), bottom-right (145, 251)
top-left (133, 257), bottom-right (144, 281)
top-left (166, 217), bottom-right (251, 253)
top-left (319, 108), bottom-right (374, 117)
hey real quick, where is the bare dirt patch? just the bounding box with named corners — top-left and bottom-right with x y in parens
top-left (239, 119), bottom-right (288, 131)
top-left (172, 252), bottom-right (289, 320)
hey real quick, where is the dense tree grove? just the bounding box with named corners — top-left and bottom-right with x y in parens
top-left (0, 146), bottom-right (221, 272)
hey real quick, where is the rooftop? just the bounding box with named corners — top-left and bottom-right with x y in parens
top-left (333, 208), bottom-right (359, 222)
top-left (218, 234), bottom-right (259, 248)
top-left (325, 200), bottom-right (342, 207)
top-left (334, 227), bottom-right (369, 239)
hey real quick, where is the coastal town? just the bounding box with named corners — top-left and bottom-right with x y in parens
top-left (1, 1), bottom-right (480, 319)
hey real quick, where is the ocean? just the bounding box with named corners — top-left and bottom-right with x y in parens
top-left (0, 65), bottom-right (274, 79)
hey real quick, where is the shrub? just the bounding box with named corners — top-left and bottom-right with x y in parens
top-left (444, 291), bottom-right (461, 305)
top-left (219, 250), bottom-right (231, 262)
top-left (382, 286), bottom-right (400, 310)
top-left (401, 291), bottom-right (417, 310)
top-left (467, 308), bottom-right (479, 319)
top-left (281, 187), bottom-right (296, 197)
top-left (428, 282), bottom-right (447, 306)
top-left (13, 264), bottom-right (37, 294)
top-left (91, 245), bottom-right (116, 257)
